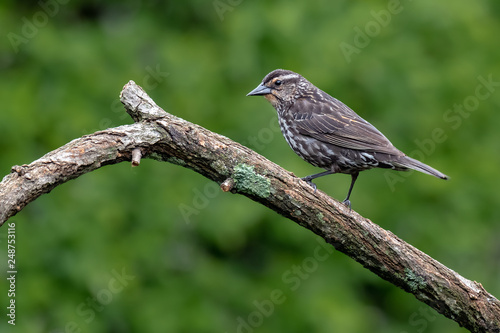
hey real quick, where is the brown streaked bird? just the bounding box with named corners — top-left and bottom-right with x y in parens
top-left (247, 69), bottom-right (448, 208)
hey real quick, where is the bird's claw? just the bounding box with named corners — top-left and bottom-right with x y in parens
top-left (301, 177), bottom-right (317, 193)
top-left (342, 199), bottom-right (352, 211)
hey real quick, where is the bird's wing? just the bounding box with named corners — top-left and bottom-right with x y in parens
top-left (292, 94), bottom-right (401, 155)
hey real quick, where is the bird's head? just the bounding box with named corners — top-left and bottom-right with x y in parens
top-left (247, 69), bottom-right (304, 108)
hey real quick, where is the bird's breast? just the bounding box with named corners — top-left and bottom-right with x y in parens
top-left (278, 117), bottom-right (331, 168)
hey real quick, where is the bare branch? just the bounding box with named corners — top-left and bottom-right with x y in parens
top-left (0, 81), bottom-right (498, 332)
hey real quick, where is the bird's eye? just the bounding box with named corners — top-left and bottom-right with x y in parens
top-left (275, 80), bottom-right (282, 86)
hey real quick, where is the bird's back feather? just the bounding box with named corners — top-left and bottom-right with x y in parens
top-left (291, 90), bottom-right (402, 156)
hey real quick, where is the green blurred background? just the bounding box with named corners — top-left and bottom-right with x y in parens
top-left (1, 0), bottom-right (499, 332)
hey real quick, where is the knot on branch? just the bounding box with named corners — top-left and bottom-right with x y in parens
top-left (11, 164), bottom-right (29, 176)
top-left (120, 81), bottom-right (168, 122)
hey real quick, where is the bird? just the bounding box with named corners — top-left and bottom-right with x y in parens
top-left (247, 69), bottom-right (448, 208)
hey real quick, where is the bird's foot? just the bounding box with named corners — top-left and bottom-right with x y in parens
top-left (342, 199), bottom-right (352, 211)
top-left (301, 177), bottom-right (317, 193)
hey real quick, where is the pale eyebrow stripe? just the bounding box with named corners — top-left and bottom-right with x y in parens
top-left (275, 74), bottom-right (299, 81)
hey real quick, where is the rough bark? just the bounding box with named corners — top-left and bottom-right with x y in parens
top-left (0, 81), bottom-right (498, 332)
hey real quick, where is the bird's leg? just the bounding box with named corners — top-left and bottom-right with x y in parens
top-left (301, 170), bottom-right (335, 192)
top-left (342, 172), bottom-right (359, 210)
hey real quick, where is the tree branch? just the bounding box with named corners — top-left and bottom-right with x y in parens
top-left (0, 81), bottom-right (498, 332)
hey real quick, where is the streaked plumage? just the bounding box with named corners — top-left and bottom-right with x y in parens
top-left (247, 69), bottom-right (448, 208)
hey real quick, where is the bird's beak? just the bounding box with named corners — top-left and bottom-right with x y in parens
top-left (247, 83), bottom-right (272, 96)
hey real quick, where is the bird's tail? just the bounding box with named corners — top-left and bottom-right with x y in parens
top-left (396, 156), bottom-right (449, 180)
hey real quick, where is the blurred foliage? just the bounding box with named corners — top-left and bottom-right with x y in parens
top-left (1, 0), bottom-right (499, 332)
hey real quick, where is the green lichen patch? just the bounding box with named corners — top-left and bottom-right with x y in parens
top-left (147, 152), bottom-right (166, 162)
top-left (404, 268), bottom-right (427, 292)
top-left (166, 156), bottom-right (186, 166)
top-left (211, 160), bottom-right (229, 176)
top-left (233, 163), bottom-right (271, 198)
top-left (147, 153), bottom-right (186, 165)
